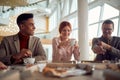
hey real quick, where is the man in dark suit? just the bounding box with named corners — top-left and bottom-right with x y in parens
top-left (92, 20), bottom-right (120, 61)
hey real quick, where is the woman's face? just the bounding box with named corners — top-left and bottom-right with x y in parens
top-left (60, 26), bottom-right (71, 40)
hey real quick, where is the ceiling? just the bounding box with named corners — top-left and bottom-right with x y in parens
top-left (0, 0), bottom-right (59, 36)
top-left (0, 0), bottom-right (49, 6)
top-left (0, 0), bottom-right (54, 25)
top-left (0, 0), bottom-right (119, 36)
top-left (0, 0), bottom-right (60, 19)
top-left (0, 0), bottom-right (120, 18)
top-left (0, 0), bottom-right (119, 18)
top-left (105, 0), bottom-right (120, 10)
top-left (89, 0), bottom-right (120, 10)
top-left (0, 0), bottom-right (28, 6)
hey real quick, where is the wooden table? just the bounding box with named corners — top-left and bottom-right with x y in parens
top-left (32, 71), bottom-right (93, 80)
top-left (1, 62), bottom-right (120, 80)
top-left (31, 63), bottom-right (94, 80)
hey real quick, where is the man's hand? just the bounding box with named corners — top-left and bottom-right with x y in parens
top-left (100, 41), bottom-right (111, 50)
top-left (12, 49), bottom-right (32, 60)
top-left (20, 49), bottom-right (32, 58)
top-left (0, 62), bottom-right (7, 70)
top-left (92, 44), bottom-right (106, 54)
top-left (12, 49), bottom-right (32, 64)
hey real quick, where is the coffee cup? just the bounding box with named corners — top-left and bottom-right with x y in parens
top-left (23, 58), bottom-right (35, 64)
top-left (70, 39), bottom-right (76, 46)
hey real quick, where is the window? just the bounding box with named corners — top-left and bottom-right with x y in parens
top-left (70, 0), bottom-right (77, 13)
top-left (88, 24), bottom-right (99, 40)
top-left (62, 0), bottom-right (70, 17)
top-left (102, 4), bottom-right (119, 20)
top-left (112, 19), bottom-right (119, 36)
top-left (49, 11), bottom-right (57, 31)
top-left (34, 16), bottom-right (46, 34)
top-left (88, 6), bottom-right (101, 24)
top-left (69, 17), bottom-right (78, 40)
top-left (88, 0), bottom-right (95, 3)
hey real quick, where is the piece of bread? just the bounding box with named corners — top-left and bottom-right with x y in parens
top-left (42, 66), bottom-right (67, 77)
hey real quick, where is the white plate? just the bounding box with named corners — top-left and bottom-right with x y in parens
top-left (59, 69), bottom-right (86, 78)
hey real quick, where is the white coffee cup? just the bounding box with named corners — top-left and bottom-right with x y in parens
top-left (70, 39), bottom-right (76, 46)
top-left (23, 58), bottom-right (35, 64)
top-left (37, 60), bottom-right (47, 72)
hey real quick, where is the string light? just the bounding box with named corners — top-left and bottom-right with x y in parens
top-left (0, 0), bottom-right (49, 36)
top-left (2, 7), bottom-right (15, 13)
top-left (2, 0), bottom-right (43, 13)
top-left (0, 16), bottom-right (19, 36)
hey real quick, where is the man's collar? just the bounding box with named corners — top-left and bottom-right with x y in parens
top-left (101, 36), bottom-right (113, 41)
top-left (18, 32), bottom-right (29, 40)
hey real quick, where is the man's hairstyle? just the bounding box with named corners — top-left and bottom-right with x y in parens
top-left (102, 19), bottom-right (114, 29)
top-left (17, 13), bottom-right (33, 26)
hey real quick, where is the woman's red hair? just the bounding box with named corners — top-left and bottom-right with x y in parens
top-left (59, 21), bottom-right (72, 33)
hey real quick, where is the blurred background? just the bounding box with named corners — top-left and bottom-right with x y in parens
top-left (0, 0), bottom-right (119, 61)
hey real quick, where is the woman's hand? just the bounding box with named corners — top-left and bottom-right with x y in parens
top-left (74, 41), bottom-right (79, 48)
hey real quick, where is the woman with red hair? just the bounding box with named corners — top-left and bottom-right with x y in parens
top-left (52, 21), bottom-right (80, 62)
